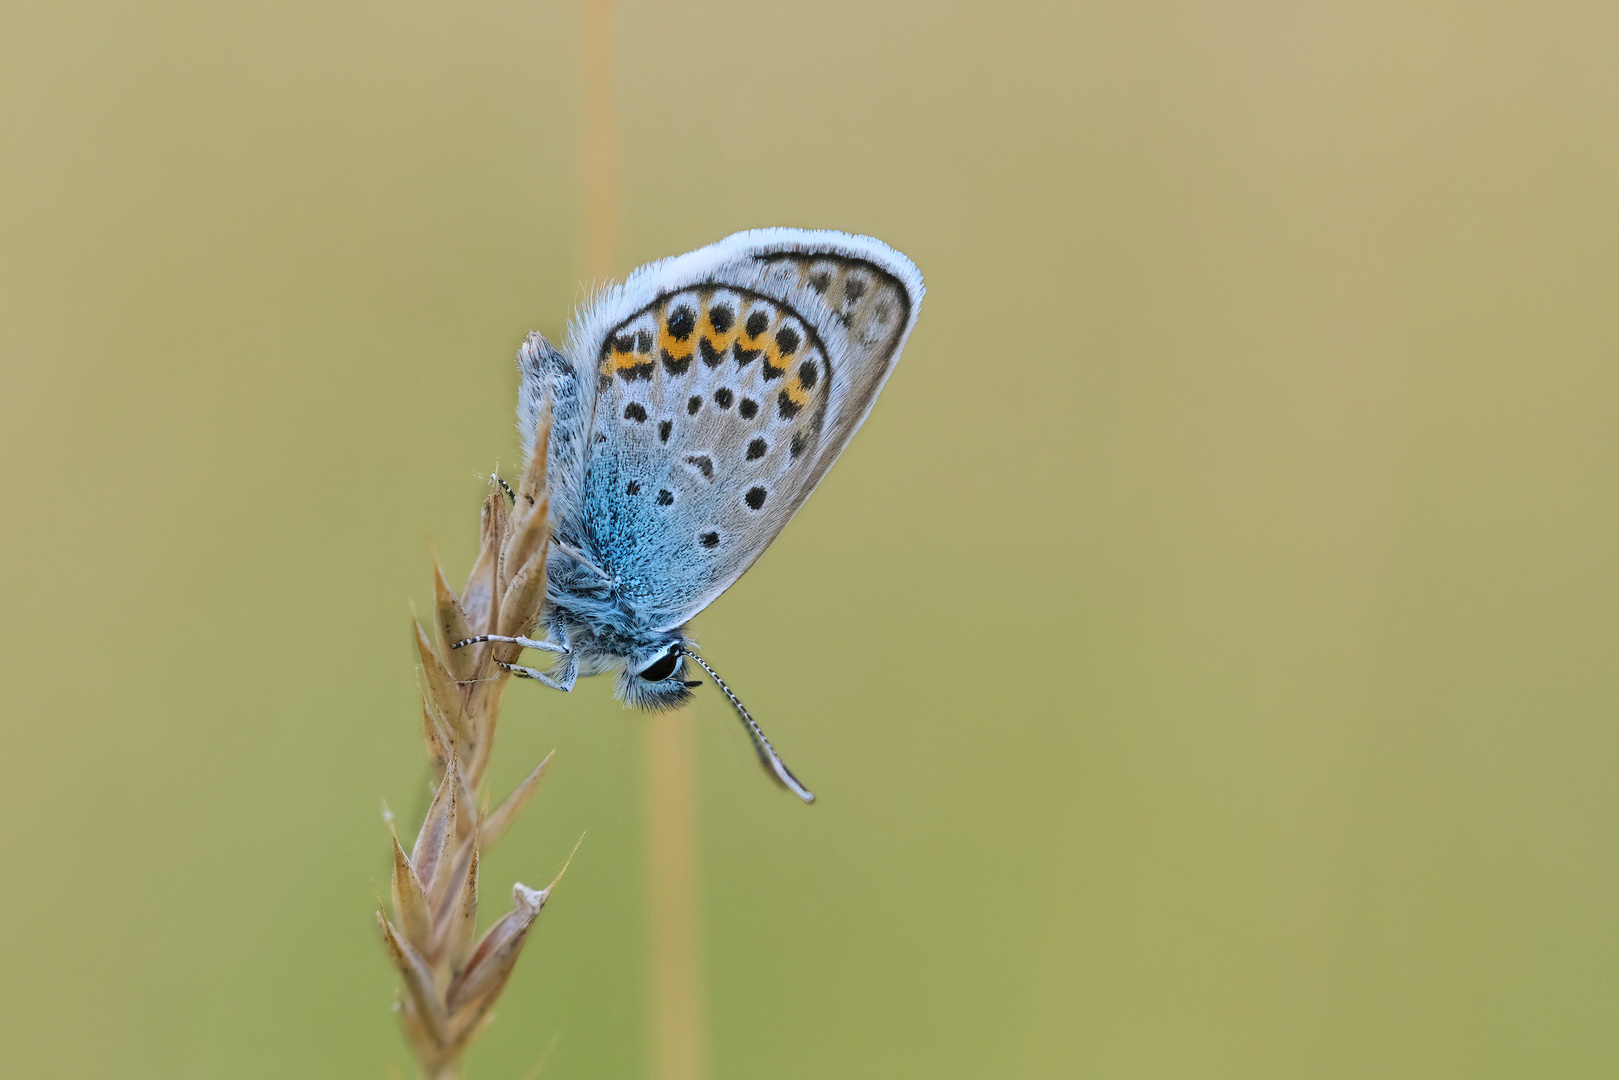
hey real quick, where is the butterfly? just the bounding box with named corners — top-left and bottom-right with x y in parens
top-left (455, 229), bottom-right (923, 802)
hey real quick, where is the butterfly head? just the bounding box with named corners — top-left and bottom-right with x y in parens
top-left (617, 634), bottom-right (702, 711)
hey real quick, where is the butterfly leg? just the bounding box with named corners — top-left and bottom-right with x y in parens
top-left (454, 623), bottom-right (577, 692)
top-left (491, 472), bottom-right (516, 503)
top-left (499, 649), bottom-right (577, 692)
top-left (450, 633), bottom-right (568, 654)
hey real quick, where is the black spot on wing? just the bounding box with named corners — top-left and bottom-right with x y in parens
top-left (777, 392), bottom-right (801, 420)
top-left (658, 420), bottom-right (672, 443)
top-left (687, 395), bottom-right (702, 415)
top-left (626, 479), bottom-right (640, 495)
top-left (656, 489), bottom-right (674, 506)
top-left (746, 310), bottom-right (769, 337)
top-left (707, 304), bottom-right (734, 333)
top-left (733, 343), bottom-right (761, 366)
top-left (809, 270), bottom-right (831, 293)
top-left (699, 337), bottom-right (726, 366)
top-left (661, 350), bottom-right (692, 375)
top-left (714, 388), bottom-right (734, 409)
top-left (746, 437), bottom-right (767, 461)
top-left (798, 360), bottom-right (818, 389)
top-left (744, 486), bottom-right (767, 510)
top-left (700, 531), bottom-right (720, 548)
top-left (667, 305), bottom-right (696, 340)
top-left (617, 361), bottom-right (654, 382)
top-left (624, 402), bottom-right (647, 423)
top-left (789, 431), bottom-right (806, 459)
top-left (636, 329), bottom-right (654, 352)
top-left (775, 326), bottom-right (800, 356)
top-left (738, 398), bottom-right (758, 419)
top-left (685, 455), bottom-right (714, 480)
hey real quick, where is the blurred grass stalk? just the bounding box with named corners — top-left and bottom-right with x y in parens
top-left (647, 712), bottom-right (706, 1080)
top-left (579, 1), bottom-right (709, 1076)
top-left (378, 405), bottom-right (570, 1079)
top-left (581, 0), bottom-right (616, 286)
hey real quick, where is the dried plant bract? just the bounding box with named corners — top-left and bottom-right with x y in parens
top-left (379, 387), bottom-right (571, 1079)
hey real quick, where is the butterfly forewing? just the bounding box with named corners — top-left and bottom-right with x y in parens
top-left (537, 230), bottom-right (923, 632)
top-left (751, 252), bottom-right (916, 484)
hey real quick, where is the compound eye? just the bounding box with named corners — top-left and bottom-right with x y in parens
top-left (639, 651), bottom-right (679, 682)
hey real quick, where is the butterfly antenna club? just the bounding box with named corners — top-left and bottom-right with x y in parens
top-left (678, 648), bottom-right (815, 804)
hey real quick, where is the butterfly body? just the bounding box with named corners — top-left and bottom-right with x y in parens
top-left (481, 229), bottom-right (923, 797)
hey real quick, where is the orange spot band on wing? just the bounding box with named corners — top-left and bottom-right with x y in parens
top-left (658, 327), bottom-right (694, 360)
top-left (737, 305), bottom-right (772, 347)
top-left (702, 302), bottom-right (736, 351)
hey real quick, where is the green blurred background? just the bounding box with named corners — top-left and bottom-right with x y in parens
top-left (3, 0), bottom-right (1617, 1076)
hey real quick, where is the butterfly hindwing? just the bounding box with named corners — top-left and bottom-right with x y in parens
top-left (587, 285), bottom-right (834, 625)
top-left (521, 229), bottom-right (923, 631)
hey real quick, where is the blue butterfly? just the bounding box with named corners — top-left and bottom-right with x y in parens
top-left (457, 229), bottom-right (923, 802)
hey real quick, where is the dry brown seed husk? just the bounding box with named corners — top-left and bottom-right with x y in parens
top-left (514, 390), bottom-right (552, 512)
top-left (397, 996), bottom-right (442, 1067)
top-left (443, 844), bottom-right (480, 978)
top-left (390, 835), bottom-right (432, 956)
top-left (502, 479), bottom-right (550, 587)
top-left (463, 667), bottom-right (510, 757)
top-left (462, 484), bottom-right (508, 636)
top-left (453, 755), bottom-right (482, 837)
top-left (415, 623), bottom-right (469, 744)
top-left (446, 883), bottom-right (548, 1014)
top-left (379, 910), bottom-right (448, 1043)
top-left (433, 561), bottom-right (478, 683)
top-left (411, 759), bottom-right (458, 891)
top-left (497, 507), bottom-right (549, 637)
top-left (421, 701), bottom-right (451, 779)
top-left (428, 821), bottom-right (475, 935)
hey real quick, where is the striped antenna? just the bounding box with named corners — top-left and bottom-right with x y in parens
top-left (679, 649), bottom-right (815, 804)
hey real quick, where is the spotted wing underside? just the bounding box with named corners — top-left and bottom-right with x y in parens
top-left (527, 231), bottom-right (922, 631)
